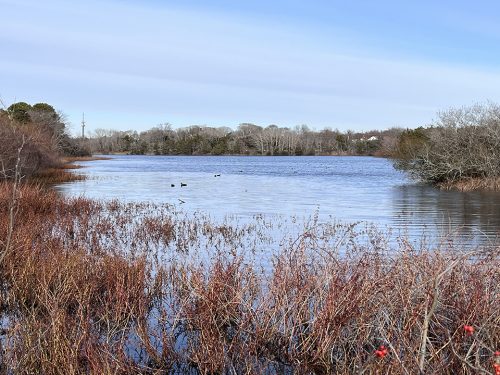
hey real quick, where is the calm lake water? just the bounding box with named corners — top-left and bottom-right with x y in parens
top-left (56, 155), bottom-right (500, 246)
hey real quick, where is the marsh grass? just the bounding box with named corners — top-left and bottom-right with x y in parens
top-left (27, 155), bottom-right (113, 185)
top-left (439, 177), bottom-right (500, 192)
top-left (62, 156), bottom-right (113, 163)
top-left (0, 183), bottom-right (498, 374)
top-left (30, 168), bottom-right (86, 185)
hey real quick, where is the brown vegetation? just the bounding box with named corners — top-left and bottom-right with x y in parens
top-left (395, 103), bottom-right (500, 191)
top-left (30, 167), bottom-right (86, 185)
top-left (31, 156), bottom-right (113, 185)
top-left (62, 156), bottom-right (113, 163)
top-left (0, 183), bottom-right (498, 374)
top-left (438, 177), bottom-right (500, 192)
top-left (0, 112), bottom-right (59, 179)
top-left (0, 103), bottom-right (96, 186)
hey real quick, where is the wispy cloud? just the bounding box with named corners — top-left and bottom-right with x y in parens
top-left (1, 0), bottom-right (500, 131)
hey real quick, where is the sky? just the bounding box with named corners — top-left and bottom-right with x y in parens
top-left (2, 0), bottom-right (500, 134)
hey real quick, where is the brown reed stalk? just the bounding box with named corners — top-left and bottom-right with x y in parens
top-left (0, 183), bottom-right (498, 374)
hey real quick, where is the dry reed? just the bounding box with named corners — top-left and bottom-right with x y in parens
top-left (0, 183), bottom-right (498, 374)
top-left (30, 168), bottom-right (86, 185)
top-left (439, 177), bottom-right (500, 192)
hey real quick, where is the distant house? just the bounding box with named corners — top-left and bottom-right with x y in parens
top-left (354, 135), bottom-right (378, 143)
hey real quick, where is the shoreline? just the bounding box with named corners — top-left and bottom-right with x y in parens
top-left (94, 152), bottom-right (390, 158)
top-left (29, 156), bottom-right (112, 185)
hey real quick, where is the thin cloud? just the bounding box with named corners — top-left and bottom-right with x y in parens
top-left (1, 0), bottom-right (500, 131)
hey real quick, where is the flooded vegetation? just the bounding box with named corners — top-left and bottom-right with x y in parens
top-left (57, 155), bottom-right (500, 246)
top-left (0, 183), bottom-right (499, 374)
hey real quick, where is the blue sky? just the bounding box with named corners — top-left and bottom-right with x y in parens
top-left (2, 0), bottom-right (500, 134)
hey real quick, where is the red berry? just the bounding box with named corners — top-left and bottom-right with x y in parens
top-left (378, 345), bottom-right (389, 354)
top-left (495, 351), bottom-right (500, 356)
top-left (463, 325), bottom-right (474, 334)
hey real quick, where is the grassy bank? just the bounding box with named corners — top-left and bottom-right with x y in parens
top-left (438, 177), bottom-right (500, 192)
top-left (30, 167), bottom-right (86, 185)
top-left (62, 156), bottom-right (113, 163)
top-left (0, 183), bottom-right (498, 374)
top-left (29, 156), bottom-right (111, 185)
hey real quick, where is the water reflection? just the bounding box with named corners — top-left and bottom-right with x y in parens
top-left (393, 184), bottom-right (500, 244)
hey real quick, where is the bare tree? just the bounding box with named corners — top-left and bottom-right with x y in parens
top-left (395, 103), bottom-right (500, 185)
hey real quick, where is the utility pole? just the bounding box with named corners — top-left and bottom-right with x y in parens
top-left (81, 113), bottom-right (86, 138)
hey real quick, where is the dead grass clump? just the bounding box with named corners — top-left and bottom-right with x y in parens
top-left (62, 156), bottom-right (112, 163)
top-left (439, 177), bottom-right (500, 191)
top-left (59, 163), bottom-right (85, 170)
top-left (30, 167), bottom-right (86, 185)
top-left (179, 258), bottom-right (260, 374)
top-left (2, 245), bottom-right (150, 374)
top-left (139, 217), bottom-right (176, 245)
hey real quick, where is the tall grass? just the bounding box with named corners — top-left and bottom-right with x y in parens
top-left (62, 156), bottom-right (112, 163)
top-left (30, 168), bottom-right (86, 185)
top-left (0, 183), bottom-right (498, 374)
top-left (439, 177), bottom-right (500, 192)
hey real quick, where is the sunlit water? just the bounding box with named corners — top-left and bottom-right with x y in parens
top-left (55, 155), bottom-right (500, 247)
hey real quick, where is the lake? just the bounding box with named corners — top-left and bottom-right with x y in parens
top-left (55, 155), bottom-right (500, 247)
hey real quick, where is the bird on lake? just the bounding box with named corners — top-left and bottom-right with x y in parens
top-left (180, 182), bottom-right (187, 187)
top-left (214, 174), bottom-right (221, 177)
top-left (171, 184), bottom-right (175, 187)
top-left (178, 199), bottom-right (185, 204)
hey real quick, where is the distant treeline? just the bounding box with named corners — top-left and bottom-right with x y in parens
top-left (87, 123), bottom-right (403, 156)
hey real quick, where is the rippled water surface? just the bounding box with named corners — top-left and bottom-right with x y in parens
top-left (56, 155), bottom-right (500, 245)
